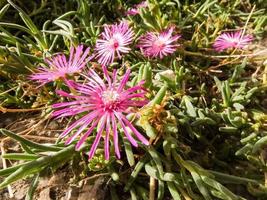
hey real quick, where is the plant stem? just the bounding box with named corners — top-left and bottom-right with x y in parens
top-left (149, 177), bottom-right (156, 200)
top-left (0, 143), bottom-right (14, 198)
top-left (209, 170), bottom-right (260, 185)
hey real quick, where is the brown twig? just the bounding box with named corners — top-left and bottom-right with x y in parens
top-left (0, 106), bottom-right (46, 113)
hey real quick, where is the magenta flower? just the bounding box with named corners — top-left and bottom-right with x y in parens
top-left (52, 66), bottom-right (149, 160)
top-left (126, 1), bottom-right (148, 16)
top-left (213, 31), bottom-right (253, 52)
top-left (30, 45), bottom-right (91, 86)
top-left (95, 21), bottom-right (134, 66)
top-left (138, 27), bottom-right (181, 59)
top-left (125, 8), bottom-right (139, 16)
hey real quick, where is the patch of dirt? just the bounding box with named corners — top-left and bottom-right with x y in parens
top-left (0, 113), bottom-right (111, 200)
top-left (0, 179), bottom-right (30, 200)
top-left (0, 170), bottom-right (108, 200)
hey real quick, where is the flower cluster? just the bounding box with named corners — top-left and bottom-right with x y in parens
top-left (95, 22), bottom-right (181, 63)
top-left (30, 18), bottom-right (254, 160)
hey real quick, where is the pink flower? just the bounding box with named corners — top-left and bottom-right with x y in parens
top-left (138, 27), bottom-right (181, 59)
top-left (126, 1), bottom-right (148, 16)
top-left (95, 21), bottom-right (134, 66)
top-left (126, 9), bottom-right (139, 16)
top-left (213, 31), bottom-right (253, 52)
top-left (30, 45), bottom-right (91, 86)
top-left (136, 1), bottom-right (148, 8)
top-left (52, 66), bottom-right (149, 160)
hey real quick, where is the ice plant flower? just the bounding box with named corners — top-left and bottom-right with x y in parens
top-left (125, 8), bottom-right (139, 16)
top-left (138, 27), bottom-right (181, 59)
top-left (95, 21), bottom-right (134, 66)
top-left (30, 45), bottom-right (91, 86)
top-left (126, 1), bottom-right (148, 16)
top-left (52, 66), bottom-right (149, 160)
top-left (213, 31), bottom-right (253, 52)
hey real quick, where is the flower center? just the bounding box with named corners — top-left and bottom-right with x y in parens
top-left (228, 38), bottom-right (240, 46)
top-left (113, 41), bottom-right (119, 48)
top-left (153, 38), bottom-right (165, 49)
top-left (102, 90), bottom-right (120, 108)
top-left (109, 38), bottom-right (120, 49)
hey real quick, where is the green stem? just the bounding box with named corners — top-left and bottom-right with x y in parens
top-left (208, 170), bottom-right (260, 185)
top-left (0, 145), bottom-right (76, 189)
top-left (0, 129), bottom-right (62, 152)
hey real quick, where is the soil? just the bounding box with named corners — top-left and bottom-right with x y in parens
top-left (0, 113), bottom-right (109, 200)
